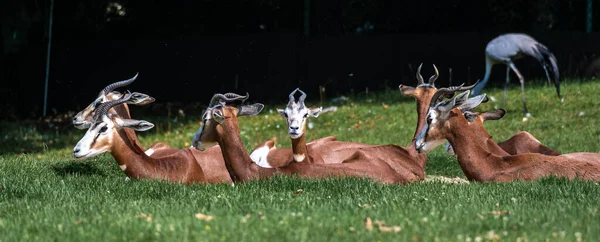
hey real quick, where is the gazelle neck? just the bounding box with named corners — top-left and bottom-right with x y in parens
top-left (291, 134), bottom-right (310, 163)
top-left (108, 128), bottom-right (155, 177)
top-left (444, 109), bottom-right (499, 181)
top-left (112, 104), bottom-right (145, 146)
top-left (409, 94), bottom-right (432, 168)
top-left (215, 118), bottom-right (273, 181)
top-left (108, 128), bottom-right (192, 181)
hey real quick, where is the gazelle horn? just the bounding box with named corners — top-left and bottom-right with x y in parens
top-left (429, 80), bottom-right (480, 106)
top-left (297, 89), bottom-right (307, 104)
top-left (209, 92), bottom-right (250, 107)
top-left (428, 64), bottom-right (439, 85)
top-left (100, 73), bottom-right (138, 96)
top-left (92, 91), bottom-right (132, 122)
top-left (416, 63), bottom-right (424, 85)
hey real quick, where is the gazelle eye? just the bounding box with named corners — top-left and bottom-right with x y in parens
top-left (303, 113), bottom-right (309, 118)
top-left (99, 126), bottom-right (108, 133)
top-left (284, 113), bottom-right (288, 118)
top-left (426, 117), bottom-right (432, 124)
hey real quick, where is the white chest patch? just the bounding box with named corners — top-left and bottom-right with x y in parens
top-left (249, 146), bottom-right (272, 168)
top-left (144, 148), bottom-right (155, 156)
top-left (119, 164), bottom-right (127, 171)
top-left (293, 153), bottom-right (305, 162)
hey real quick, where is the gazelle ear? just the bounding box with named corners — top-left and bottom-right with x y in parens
top-left (128, 92), bottom-right (156, 105)
top-left (238, 103), bottom-right (265, 117)
top-left (277, 108), bottom-right (286, 118)
top-left (308, 107), bottom-right (322, 117)
top-left (437, 98), bottom-right (456, 112)
top-left (114, 117), bottom-right (155, 131)
top-left (463, 111), bottom-right (479, 122)
top-left (399, 84), bottom-right (416, 96)
top-left (459, 94), bottom-right (487, 111)
top-left (437, 90), bottom-right (469, 112)
top-left (452, 90), bottom-right (471, 107)
top-left (481, 109), bottom-right (506, 121)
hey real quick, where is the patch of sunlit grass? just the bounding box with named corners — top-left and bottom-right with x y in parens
top-left (1, 80), bottom-right (599, 241)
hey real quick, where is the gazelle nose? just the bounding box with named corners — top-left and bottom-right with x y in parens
top-left (73, 148), bottom-right (80, 154)
top-left (290, 126), bottom-right (299, 131)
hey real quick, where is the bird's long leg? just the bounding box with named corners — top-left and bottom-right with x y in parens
top-left (508, 62), bottom-right (529, 116)
top-left (503, 64), bottom-right (510, 108)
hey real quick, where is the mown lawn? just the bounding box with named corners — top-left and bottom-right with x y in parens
top-left (1, 80), bottom-right (599, 241)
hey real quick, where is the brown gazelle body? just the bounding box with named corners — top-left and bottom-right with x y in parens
top-left (445, 108), bottom-right (561, 156)
top-left (193, 93), bottom-right (420, 184)
top-left (72, 74), bottom-right (174, 156)
top-left (416, 90), bottom-right (600, 182)
top-left (465, 110), bottom-right (561, 156)
top-left (73, 93), bottom-right (231, 184)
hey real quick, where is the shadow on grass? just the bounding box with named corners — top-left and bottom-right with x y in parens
top-left (51, 162), bottom-right (105, 177)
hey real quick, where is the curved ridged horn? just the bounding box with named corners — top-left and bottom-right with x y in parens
top-left (100, 73), bottom-right (138, 96)
top-left (288, 88), bottom-right (299, 102)
top-left (208, 92), bottom-right (250, 107)
top-left (93, 91), bottom-right (132, 122)
top-left (416, 63), bottom-right (424, 85)
top-left (429, 80), bottom-right (481, 106)
top-left (428, 64), bottom-right (439, 85)
top-left (297, 89), bottom-right (307, 103)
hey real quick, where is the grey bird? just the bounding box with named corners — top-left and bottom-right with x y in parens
top-left (471, 33), bottom-right (561, 117)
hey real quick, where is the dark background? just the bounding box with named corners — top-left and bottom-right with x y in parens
top-left (2, 0), bottom-right (600, 120)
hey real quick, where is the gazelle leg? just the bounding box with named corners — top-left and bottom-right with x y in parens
top-left (508, 62), bottom-right (529, 117)
top-left (502, 64), bottom-right (510, 108)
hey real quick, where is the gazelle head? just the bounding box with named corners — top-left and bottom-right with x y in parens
top-left (192, 93), bottom-right (264, 151)
top-left (73, 92), bottom-right (155, 159)
top-left (444, 108), bottom-right (507, 155)
top-left (399, 63), bottom-right (439, 99)
top-left (73, 73), bottom-right (155, 129)
top-left (415, 84), bottom-right (488, 153)
top-left (277, 88), bottom-right (322, 139)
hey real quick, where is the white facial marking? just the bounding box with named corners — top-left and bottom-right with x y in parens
top-left (293, 153), bottom-right (305, 162)
top-left (416, 109), bottom-right (446, 153)
top-left (283, 106), bottom-right (309, 139)
top-left (249, 145), bottom-right (273, 168)
top-left (419, 139), bottom-right (447, 153)
top-left (428, 110), bottom-right (439, 125)
top-left (144, 148), bottom-right (155, 156)
top-left (119, 164), bottom-right (127, 171)
top-left (73, 118), bottom-right (114, 159)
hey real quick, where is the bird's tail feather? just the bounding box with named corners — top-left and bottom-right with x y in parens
top-left (533, 43), bottom-right (561, 99)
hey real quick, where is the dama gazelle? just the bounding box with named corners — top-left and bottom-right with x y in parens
top-left (445, 109), bottom-right (561, 156)
top-left (72, 74), bottom-right (173, 156)
top-left (73, 93), bottom-right (232, 184)
top-left (249, 64), bottom-right (446, 172)
top-left (415, 89), bottom-right (600, 182)
top-left (249, 88), bottom-right (371, 168)
top-left (192, 93), bottom-right (419, 184)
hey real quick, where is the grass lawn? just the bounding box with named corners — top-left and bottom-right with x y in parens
top-left (1, 80), bottom-right (599, 241)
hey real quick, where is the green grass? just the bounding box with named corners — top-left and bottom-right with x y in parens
top-left (1, 80), bottom-right (599, 241)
